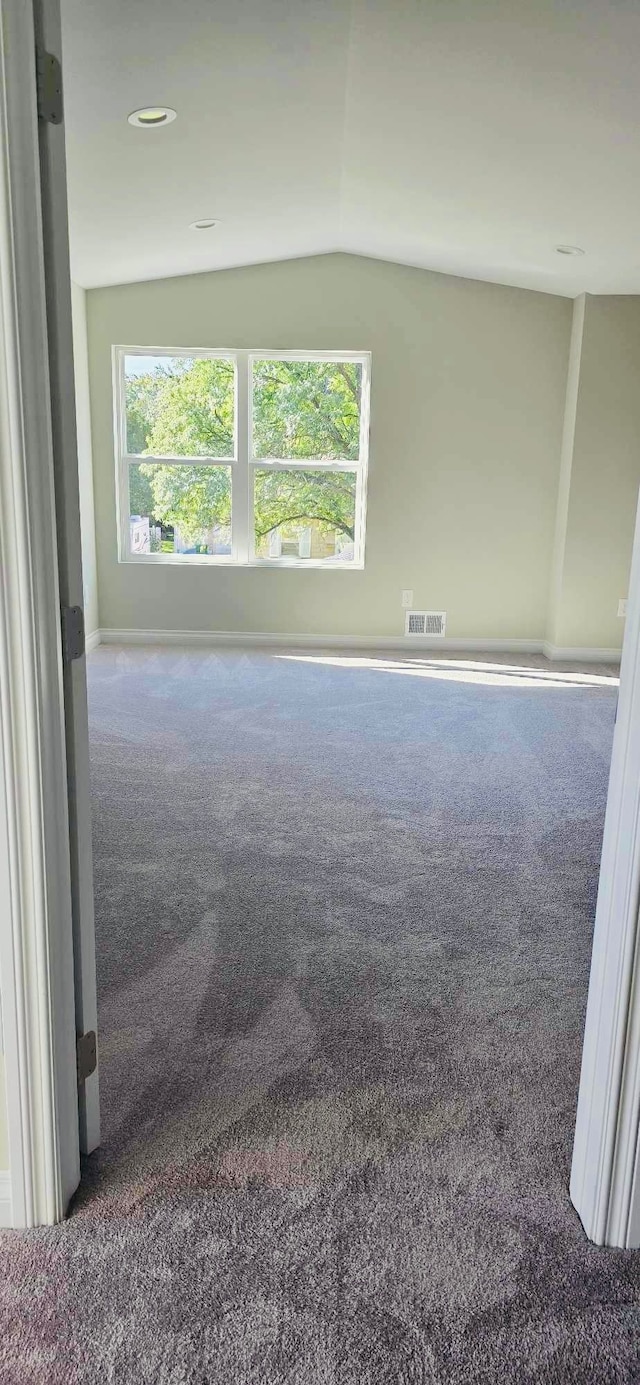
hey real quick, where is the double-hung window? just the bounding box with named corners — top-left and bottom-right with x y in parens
top-left (115, 347), bottom-right (370, 567)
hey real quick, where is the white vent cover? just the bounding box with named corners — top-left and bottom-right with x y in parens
top-left (404, 610), bottom-right (446, 637)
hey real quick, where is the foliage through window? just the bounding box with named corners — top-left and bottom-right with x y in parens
top-left (116, 349), bottom-right (370, 566)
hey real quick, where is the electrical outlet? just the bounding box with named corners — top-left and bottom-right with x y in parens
top-left (401, 590), bottom-right (413, 608)
top-left (618, 598), bottom-right (628, 618)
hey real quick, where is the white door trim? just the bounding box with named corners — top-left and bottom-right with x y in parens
top-left (33, 0), bottom-right (100, 1156)
top-left (571, 488), bottom-right (640, 1247)
top-left (0, 0), bottom-right (79, 1225)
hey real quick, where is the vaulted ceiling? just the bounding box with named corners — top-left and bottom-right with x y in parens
top-left (61, 0), bottom-right (640, 295)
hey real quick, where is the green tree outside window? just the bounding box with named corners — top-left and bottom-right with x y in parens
top-left (126, 357), bottom-right (361, 549)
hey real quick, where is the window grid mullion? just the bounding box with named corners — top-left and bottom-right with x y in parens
top-left (233, 351), bottom-right (250, 564)
top-left (248, 459), bottom-right (360, 473)
top-left (123, 462), bottom-right (236, 473)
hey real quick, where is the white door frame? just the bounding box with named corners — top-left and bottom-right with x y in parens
top-left (0, 0), bottom-right (80, 1225)
top-left (33, 0), bottom-right (100, 1156)
top-left (570, 489), bottom-right (640, 1248)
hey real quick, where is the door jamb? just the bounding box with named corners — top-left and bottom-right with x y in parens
top-left (0, 0), bottom-right (79, 1226)
top-left (571, 488), bottom-right (640, 1247)
top-left (33, 0), bottom-right (100, 1156)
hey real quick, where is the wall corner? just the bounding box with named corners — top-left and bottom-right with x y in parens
top-left (545, 293), bottom-right (586, 650)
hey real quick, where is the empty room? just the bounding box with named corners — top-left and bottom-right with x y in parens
top-left (1, 1), bottom-right (640, 1382)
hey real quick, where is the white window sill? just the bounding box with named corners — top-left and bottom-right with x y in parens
top-left (119, 554), bottom-right (364, 571)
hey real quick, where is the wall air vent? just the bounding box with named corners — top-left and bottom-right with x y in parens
top-left (404, 610), bottom-right (446, 638)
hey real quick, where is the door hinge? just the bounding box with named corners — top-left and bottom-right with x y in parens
top-left (76, 1030), bottom-right (97, 1084)
top-left (36, 47), bottom-right (63, 125)
top-left (61, 604), bottom-right (85, 662)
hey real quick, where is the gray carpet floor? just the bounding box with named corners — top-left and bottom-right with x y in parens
top-left (1, 645), bottom-right (639, 1384)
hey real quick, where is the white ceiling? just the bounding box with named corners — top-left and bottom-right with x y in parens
top-left (61, 0), bottom-right (640, 296)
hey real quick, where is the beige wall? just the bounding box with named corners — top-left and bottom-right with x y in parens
top-left (71, 282), bottom-right (99, 637)
top-left (87, 253), bottom-right (571, 640)
top-left (0, 1054), bottom-right (7, 1171)
top-left (0, 933), bottom-right (5, 1169)
top-left (551, 295), bottom-right (640, 651)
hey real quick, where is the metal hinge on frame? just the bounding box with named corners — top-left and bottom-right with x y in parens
top-left (61, 605), bottom-right (85, 663)
top-left (36, 47), bottom-right (63, 125)
top-left (76, 1031), bottom-right (97, 1085)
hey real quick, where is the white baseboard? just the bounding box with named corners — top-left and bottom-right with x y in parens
top-left (85, 629), bottom-right (101, 653)
top-left (0, 1171), bottom-right (12, 1228)
top-left (95, 628), bottom-right (546, 654)
top-left (92, 629), bottom-right (622, 662)
top-left (542, 641), bottom-right (621, 664)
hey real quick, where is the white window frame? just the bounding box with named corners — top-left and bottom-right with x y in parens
top-left (113, 346), bottom-right (371, 570)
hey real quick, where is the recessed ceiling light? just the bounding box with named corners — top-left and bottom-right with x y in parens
top-left (128, 107), bottom-right (177, 128)
top-left (189, 219), bottom-right (219, 231)
top-left (556, 244), bottom-right (585, 256)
